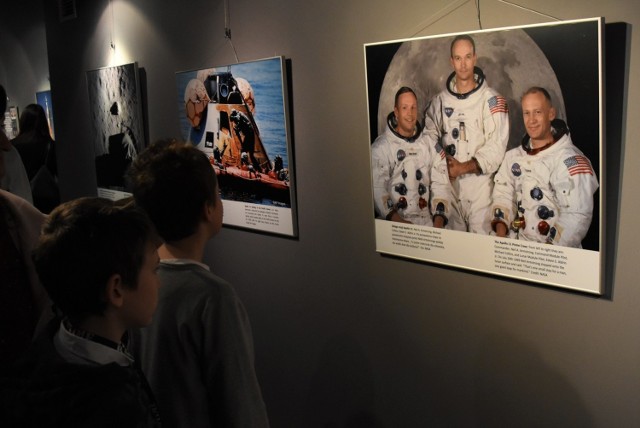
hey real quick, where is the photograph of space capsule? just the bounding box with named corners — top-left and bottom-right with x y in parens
top-left (176, 57), bottom-right (293, 207)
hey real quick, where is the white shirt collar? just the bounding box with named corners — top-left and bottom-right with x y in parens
top-left (160, 258), bottom-right (210, 271)
top-left (53, 320), bottom-right (134, 367)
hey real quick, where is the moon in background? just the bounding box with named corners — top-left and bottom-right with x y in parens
top-left (377, 29), bottom-right (565, 150)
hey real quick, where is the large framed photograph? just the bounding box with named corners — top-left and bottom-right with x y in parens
top-left (365, 18), bottom-right (604, 294)
top-left (86, 62), bottom-right (145, 201)
top-left (175, 56), bottom-right (297, 237)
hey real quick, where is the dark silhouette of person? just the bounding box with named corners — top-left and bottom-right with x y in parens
top-left (13, 104), bottom-right (56, 180)
top-left (12, 104), bottom-right (59, 213)
top-left (95, 120), bottom-right (138, 191)
top-left (230, 109), bottom-right (260, 172)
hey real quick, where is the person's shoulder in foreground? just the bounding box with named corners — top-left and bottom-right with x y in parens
top-left (127, 139), bottom-right (270, 428)
top-left (0, 188), bottom-right (50, 365)
top-left (0, 196), bottom-right (162, 427)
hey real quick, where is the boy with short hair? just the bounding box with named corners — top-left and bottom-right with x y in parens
top-left (128, 139), bottom-right (269, 428)
top-left (1, 197), bottom-right (162, 427)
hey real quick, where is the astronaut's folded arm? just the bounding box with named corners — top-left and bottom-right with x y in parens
top-left (490, 217), bottom-right (508, 233)
top-left (475, 120), bottom-right (509, 174)
top-left (552, 213), bottom-right (592, 246)
top-left (473, 139), bottom-right (507, 175)
top-left (431, 199), bottom-right (449, 226)
top-left (470, 157), bottom-right (483, 175)
top-left (373, 191), bottom-right (392, 218)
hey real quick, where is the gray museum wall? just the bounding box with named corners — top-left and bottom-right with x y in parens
top-left (3, 0), bottom-right (639, 426)
top-left (0, 1), bottom-right (50, 115)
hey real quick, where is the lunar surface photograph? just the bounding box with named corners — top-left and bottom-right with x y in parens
top-left (87, 62), bottom-right (144, 193)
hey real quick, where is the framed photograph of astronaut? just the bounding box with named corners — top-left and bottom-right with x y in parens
top-left (365, 17), bottom-right (604, 294)
top-left (86, 62), bottom-right (145, 201)
top-left (175, 56), bottom-right (297, 237)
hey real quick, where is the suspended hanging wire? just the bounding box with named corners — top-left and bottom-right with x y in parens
top-left (109, 0), bottom-right (115, 49)
top-left (407, 0), bottom-right (469, 38)
top-left (224, 0), bottom-right (231, 39)
top-left (475, 0), bottom-right (483, 29)
top-left (497, 0), bottom-right (561, 20)
top-left (409, 0), bottom-right (558, 39)
top-left (224, 0), bottom-right (239, 63)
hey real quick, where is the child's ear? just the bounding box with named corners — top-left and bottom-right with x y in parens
top-left (105, 273), bottom-right (125, 308)
top-left (203, 200), bottom-right (217, 223)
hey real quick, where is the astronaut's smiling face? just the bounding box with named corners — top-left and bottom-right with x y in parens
top-left (522, 91), bottom-right (556, 146)
top-left (450, 39), bottom-right (477, 83)
top-left (394, 91), bottom-right (418, 138)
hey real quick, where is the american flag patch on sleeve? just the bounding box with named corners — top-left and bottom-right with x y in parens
top-left (488, 96), bottom-right (508, 114)
top-left (564, 155), bottom-right (593, 176)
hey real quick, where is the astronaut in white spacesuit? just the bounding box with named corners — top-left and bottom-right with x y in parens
top-left (371, 87), bottom-right (433, 226)
top-left (491, 87), bottom-right (599, 247)
top-left (424, 34), bottom-right (509, 233)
